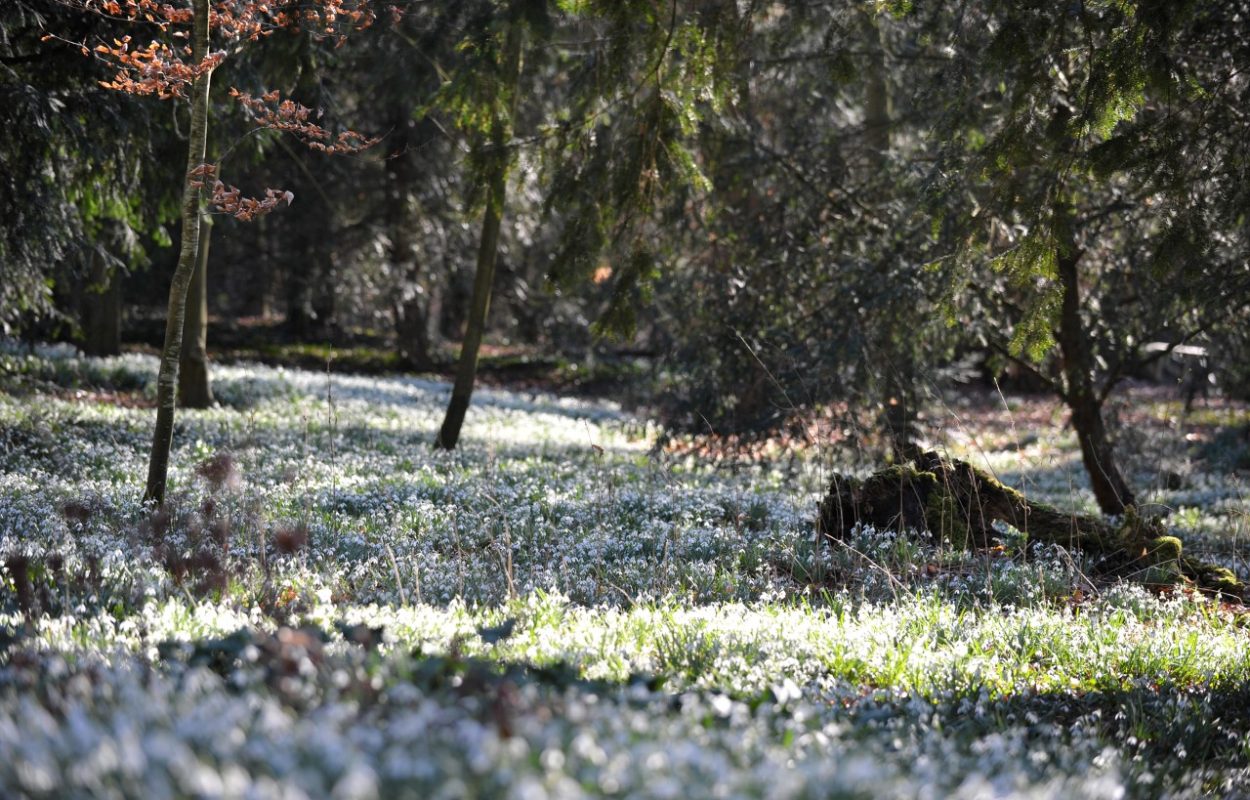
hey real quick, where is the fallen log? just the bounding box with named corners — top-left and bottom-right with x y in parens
top-left (817, 451), bottom-right (1245, 600)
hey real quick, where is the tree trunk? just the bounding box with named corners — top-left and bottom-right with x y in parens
top-left (284, 251), bottom-right (312, 338)
top-left (144, 0), bottom-right (211, 505)
top-left (179, 213), bottom-right (214, 408)
top-left (389, 118), bottom-right (435, 372)
top-left (1056, 247), bottom-right (1135, 514)
top-left (80, 247), bottom-right (122, 357)
top-left (436, 20), bottom-right (524, 450)
top-left (862, 11), bottom-right (919, 462)
top-left (396, 281), bottom-right (434, 371)
top-left (311, 255), bottom-right (338, 341)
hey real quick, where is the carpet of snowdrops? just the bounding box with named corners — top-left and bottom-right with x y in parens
top-left (2, 343), bottom-right (1250, 799)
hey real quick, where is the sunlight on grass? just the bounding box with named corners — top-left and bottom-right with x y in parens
top-left (3, 349), bottom-right (1249, 798)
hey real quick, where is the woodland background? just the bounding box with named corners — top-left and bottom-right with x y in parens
top-left (3, 0), bottom-right (1247, 488)
top-left (5, 3), bottom-right (1250, 797)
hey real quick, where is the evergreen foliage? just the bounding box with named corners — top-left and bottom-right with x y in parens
top-left (0, 0), bottom-right (172, 335)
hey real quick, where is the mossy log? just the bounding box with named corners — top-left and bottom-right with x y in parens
top-left (817, 452), bottom-right (1245, 601)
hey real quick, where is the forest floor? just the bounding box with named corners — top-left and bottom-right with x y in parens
top-left (2, 342), bottom-right (1250, 798)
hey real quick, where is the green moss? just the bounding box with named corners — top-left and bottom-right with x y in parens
top-left (1115, 505), bottom-right (1168, 541)
top-left (1207, 570), bottom-right (1243, 596)
top-left (973, 466), bottom-right (1026, 503)
top-left (878, 464), bottom-right (937, 486)
top-left (830, 456), bottom-right (1249, 602)
top-left (1183, 558), bottom-right (1246, 599)
top-left (924, 490), bottom-right (971, 549)
top-left (1146, 536), bottom-right (1183, 564)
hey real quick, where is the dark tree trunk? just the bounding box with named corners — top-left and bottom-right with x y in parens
top-left (311, 256), bottom-right (338, 341)
top-left (388, 118), bottom-right (434, 371)
top-left (80, 248), bottom-right (122, 357)
top-left (396, 288), bottom-right (434, 370)
top-left (179, 213), bottom-right (214, 408)
top-left (1056, 248), bottom-right (1135, 514)
top-left (255, 216), bottom-right (276, 319)
top-left (285, 277), bottom-right (313, 339)
top-left (862, 10), bottom-right (919, 462)
top-left (439, 250), bottom-right (471, 343)
top-left (436, 20), bottom-right (524, 450)
top-left (285, 239), bottom-right (335, 340)
top-left (144, 0), bottom-right (211, 505)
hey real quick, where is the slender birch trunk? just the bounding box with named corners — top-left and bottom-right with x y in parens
top-left (144, 0), bottom-right (211, 504)
top-left (436, 21), bottom-right (524, 450)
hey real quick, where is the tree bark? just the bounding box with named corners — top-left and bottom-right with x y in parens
top-left (862, 11), bottom-right (919, 463)
top-left (80, 246), bottom-right (122, 357)
top-left (311, 256), bottom-right (338, 340)
top-left (388, 118), bottom-right (434, 371)
top-left (436, 20), bottom-right (524, 450)
top-left (179, 212), bottom-right (214, 408)
top-left (284, 256), bottom-right (313, 338)
top-left (1056, 247), bottom-right (1136, 514)
top-left (144, 0), bottom-right (211, 505)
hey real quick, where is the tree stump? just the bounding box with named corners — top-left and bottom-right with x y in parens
top-left (817, 451), bottom-right (1245, 600)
